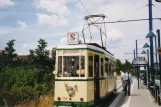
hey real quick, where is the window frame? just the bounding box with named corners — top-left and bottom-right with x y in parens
top-left (57, 55), bottom-right (86, 77)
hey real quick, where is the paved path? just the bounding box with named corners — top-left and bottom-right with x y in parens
top-left (112, 79), bottom-right (160, 107)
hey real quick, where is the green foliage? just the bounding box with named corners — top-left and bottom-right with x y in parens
top-left (0, 65), bottom-right (53, 106)
top-left (4, 40), bottom-right (17, 66)
top-left (123, 60), bottom-right (133, 70)
top-left (116, 59), bottom-right (122, 75)
top-left (115, 59), bottom-right (133, 75)
top-left (0, 39), bottom-right (55, 106)
top-left (28, 39), bottom-right (54, 83)
top-left (0, 40), bottom-right (17, 70)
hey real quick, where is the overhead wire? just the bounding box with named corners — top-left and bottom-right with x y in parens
top-left (78, 1), bottom-right (160, 29)
top-left (78, 0), bottom-right (90, 15)
top-left (153, 4), bottom-right (161, 12)
top-left (77, 0), bottom-right (157, 61)
top-left (88, 18), bottom-right (161, 24)
top-left (78, 0), bottom-right (108, 42)
top-left (117, 4), bottom-right (148, 21)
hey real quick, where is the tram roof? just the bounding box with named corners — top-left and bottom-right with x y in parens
top-left (56, 43), bottom-right (115, 59)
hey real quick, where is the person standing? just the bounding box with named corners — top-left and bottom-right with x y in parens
top-left (123, 68), bottom-right (133, 96)
top-left (120, 70), bottom-right (125, 91)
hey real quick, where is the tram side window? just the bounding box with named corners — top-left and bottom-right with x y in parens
top-left (105, 57), bottom-right (108, 75)
top-left (105, 61), bottom-right (108, 75)
top-left (80, 56), bottom-right (85, 77)
top-left (101, 58), bottom-right (104, 76)
top-left (88, 55), bottom-right (93, 77)
top-left (57, 56), bottom-right (62, 77)
top-left (109, 63), bottom-right (111, 75)
top-left (111, 64), bottom-right (113, 75)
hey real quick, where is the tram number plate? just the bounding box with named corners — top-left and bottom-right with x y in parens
top-left (62, 97), bottom-right (68, 100)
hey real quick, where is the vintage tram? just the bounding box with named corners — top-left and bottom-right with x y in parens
top-left (53, 32), bottom-right (117, 107)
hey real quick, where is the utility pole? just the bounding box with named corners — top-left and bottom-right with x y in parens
top-left (136, 40), bottom-right (138, 58)
top-left (155, 36), bottom-right (158, 77)
top-left (136, 40), bottom-right (140, 89)
top-left (157, 29), bottom-right (161, 89)
top-left (147, 50), bottom-right (150, 85)
top-left (149, 0), bottom-right (155, 86)
top-left (134, 50), bottom-right (136, 76)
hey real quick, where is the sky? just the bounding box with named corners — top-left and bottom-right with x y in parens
top-left (0, 0), bottom-right (161, 63)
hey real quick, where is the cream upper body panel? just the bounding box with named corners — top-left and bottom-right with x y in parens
top-left (56, 44), bottom-right (114, 59)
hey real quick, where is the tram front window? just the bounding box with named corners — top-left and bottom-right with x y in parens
top-left (57, 56), bottom-right (85, 77)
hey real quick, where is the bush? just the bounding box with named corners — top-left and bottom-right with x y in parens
top-left (0, 66), bottom-right (53, 106)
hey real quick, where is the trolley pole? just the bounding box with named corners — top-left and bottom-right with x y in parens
top-left (149, 0), bottom-right (155, 86)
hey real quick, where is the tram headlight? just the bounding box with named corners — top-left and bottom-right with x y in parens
top-left (53, 70), bottom-right (57, 75)
top-left (67, 86), bottom-right (74, 95)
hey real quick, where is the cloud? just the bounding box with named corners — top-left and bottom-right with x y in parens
top-left (76, 0), bottom-right (111, 9)
top-left (0, 0), bottom-right (15, 8)
top-left (0, 21), bottom-right (28, 37)
top-left (60, 37), bottom-right (67, 45)
top-left (18, 52), bottom-right (29, 55)
top-left (22, 43), bottom-right (29, 49)
top-left (74, 0), bottom-right (161, 62)
top-left (36, 13), bottom-right (68, 27)
top-left (22, 42), bottom-right (37, 50)
top-left (17, 21), bottom-right (27, 28)
top-left (106, 29), bottom-right (124, 41)
top-left (0, 27), bottom-right (15, 35)
top-left (1, 0), bottom-right (161, 63)
top-left (36, 0), bottom-right (71, 16)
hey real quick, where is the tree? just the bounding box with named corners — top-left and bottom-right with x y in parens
top-left (0, 39), bottom-right (55, 106)
top-left (5, 39), bottom-right (17, 61)
top-left (0, 40), bottom-right (18, 70)
top-left (123, 60), bottom-right (132, 70)
top-left (51, 47), bottom-right (56, 68)
top-left (116, 59), bottom-right (122, 74)
top-left (28, 39), bottom-right (53, 83)
top-left (115, 59), bottom-right (133, 75)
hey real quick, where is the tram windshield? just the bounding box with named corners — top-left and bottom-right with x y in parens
top-left (57, 56), bottom-right (85, 77)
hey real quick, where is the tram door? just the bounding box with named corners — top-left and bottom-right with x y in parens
top-left (94, 55), bottom-right (100, 102)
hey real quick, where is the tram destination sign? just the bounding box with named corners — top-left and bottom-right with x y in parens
top-left (67, 32), bottom-right (79, 45)
top-left (63, 50), bottom-right (80, 54)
